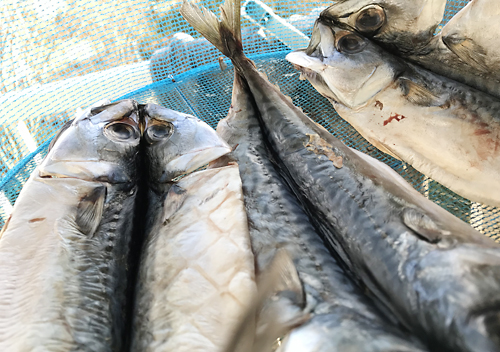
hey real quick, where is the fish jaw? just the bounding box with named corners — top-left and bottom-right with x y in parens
top-left (142, 104), bottom-right (231, 185)
top-left (38, 161), bottom-right (133, 184)
top-left (39, 100), bottom-right (141, 184)
top-left (286, 50), bottom-right (393, 109)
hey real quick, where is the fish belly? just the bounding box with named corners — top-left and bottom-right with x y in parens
top-left (334, 88), bottom-right (500, 207)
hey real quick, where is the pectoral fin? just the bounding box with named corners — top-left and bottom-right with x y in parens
top-left (399, 78), bottom-right (444, 107)
top-left (75, 186), bottom-right (106, 238)
top-left (442, 35), bottom-right (490, 73)
top-left (162, 184), bottom-right (188, 223)
top-left (402, 208), bottom-right (450, 244)
top-left (223, 249), bottom-right (308, 352)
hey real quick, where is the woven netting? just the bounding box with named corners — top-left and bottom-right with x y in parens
top-left (1, 0), bottom-right (498, 239)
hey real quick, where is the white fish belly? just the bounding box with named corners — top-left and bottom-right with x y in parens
top-left (133, 165), bottom-right (256, 352)
top-left (335, 89), bottom-right (500, 207)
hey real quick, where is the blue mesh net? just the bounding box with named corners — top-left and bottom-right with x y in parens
top-left (2, 0), bottom-right (498, 240)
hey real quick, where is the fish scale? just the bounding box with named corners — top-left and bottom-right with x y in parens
top-left (131, 166), bottom-right (256, 352)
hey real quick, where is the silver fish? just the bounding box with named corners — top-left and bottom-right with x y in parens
top-left (320, 0), bottom-right (500, 99)
top-left (214, 69), bottom-right (427, 351)
top-left (286, 21), bottom-right (500, 207)
top-left (181, 1), bottom-right (500, 350)
top-left (131, 103), bottom-right (242, 351)
top-left (0, 100), bottom-right (142, 351)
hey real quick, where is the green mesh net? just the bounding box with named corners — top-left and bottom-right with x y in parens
top-left (1, 0), bottom-right (498, 239)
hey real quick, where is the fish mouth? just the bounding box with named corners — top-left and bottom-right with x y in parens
top-left (286, 51), bottom-right (341, 104)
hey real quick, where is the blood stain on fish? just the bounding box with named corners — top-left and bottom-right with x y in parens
top-left (383, 113), bottom-right (407, 126)
top-left (474, 129), bottom-right (491, 136)
top-left (28, 218), bottom-right (46, 223)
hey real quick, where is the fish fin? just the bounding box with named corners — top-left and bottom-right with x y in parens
top-left (89, 101), bottom-right (121, 116)
top-left (223, 249), bottom-right (308, 352)
top-left (181, 0), bottom-right (247, 69)
top-left (75, 186), bottom-right (106, 238)
top-left (399, 77), bottom-right (443, 107)
top-left (442, 36), bottom-right (490, 74)
top-left (48, 119), bottom-right (74, 152)
top-left (162, 184), bottom-right (188, 223)
top-left (402, 208), bottom-right (449, 243)
top-left (180, 1), bottom-right (226, 55)
top-left (305, 19), bottom-right (321, 55)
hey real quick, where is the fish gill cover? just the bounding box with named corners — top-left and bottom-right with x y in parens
top-left (0, 0), bottom-right (498, 240)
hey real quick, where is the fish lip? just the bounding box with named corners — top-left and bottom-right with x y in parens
top-left (286, 51), bottom-right (342, 104)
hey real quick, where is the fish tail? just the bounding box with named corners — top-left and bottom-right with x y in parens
top-left (180, 0), bottom-right (250, 71)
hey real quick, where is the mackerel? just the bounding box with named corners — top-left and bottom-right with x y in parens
top-left (320, 0), bottom-right (500, 99)
top-left (180, 1), bottom-right (500, 350)
top-left (131, 103), bottom-right (239, 351)
top-left (0, 100), bottom-right (142, 351)
top-left (215, 71), bottom-right (427, 351)
top-left (286, 21), bottom-right (500, 207)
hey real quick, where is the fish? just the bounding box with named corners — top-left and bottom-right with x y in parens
top-left (319, 0), bottom-right (447, 55)
top-left (214, 69), bottom-right (427, 351)
top-left (319, 0), bottom-right (500, 99)
top-left (131, 165), bottom-right (257, 352)
top-left (131, 103), bottom-right (245, 351)
top-left (180, 1), bottom-right (500, 351)
top-left (0, 99), bottom-right (142, 351)
top-left (286, 20), bottom-right (500, 207)
top-left (138, 103), bottom-right (232, 228)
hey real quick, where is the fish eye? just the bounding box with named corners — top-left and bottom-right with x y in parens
top-left (336, 32), bottom-right (366, 54)
top-left (146, 122), bottom-right (173, 143)
top-left (104, 122), bottom-right (139, 141)
top-left (355, 6), bottom-right (386, 34)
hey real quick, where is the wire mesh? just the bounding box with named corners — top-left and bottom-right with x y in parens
top-left (1, 0), bottom-right (498, 240)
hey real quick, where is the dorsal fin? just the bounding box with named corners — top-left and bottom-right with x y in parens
top-left (222, 249), bottom-right (308, 352)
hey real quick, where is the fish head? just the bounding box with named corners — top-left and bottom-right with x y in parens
top-left (39, 99), bottom-right (142, 184)
top-left (141, 103), bottom-right (231, 187)
top-left (320, 0), bottom-right (446, 50)
top-left (286, 20), bottom-right (400, 109)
